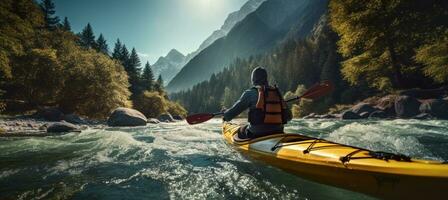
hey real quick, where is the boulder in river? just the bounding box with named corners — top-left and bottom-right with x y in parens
top-left (320, 114), bottom-right (336, 119)
top-left (341, 111), bottom-right (361, 120)
top-left (158, 113), bottom-right (174, 122)
top-left (351, 103), bottom-right (376, 115)
top-left (36, 107), bottom-right (64, 121)
top-left (369, 111), bottom-right (388, 119)
top-left (148, 118), bottom-right (160, 124)
top-left (47, 121), bottom-right (79, 133)
top-left (413, 113), bottom-right (434, 120)
top-left (172, 115), bottom-right (183, 120)
top-left (63, 114), bottom-right (86, 124)
top-left (359, 112), bottom-right (370, 119)
top-left (107, 107), bottom-right (147, 127)
top-left (375, 95), bottom-right (397, 116)
top-left (303, 113), bottom-right (317, 119)
top-left (419, 99), bottom-right (448, 119)
top-left (394, 95), bottom-right (421, 118)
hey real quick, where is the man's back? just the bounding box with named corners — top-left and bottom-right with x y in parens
top-left (223, 87), bottom-right (292, 138)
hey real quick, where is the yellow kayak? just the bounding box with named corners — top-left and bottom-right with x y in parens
top-left (222, 122), bottom-right (448, 199)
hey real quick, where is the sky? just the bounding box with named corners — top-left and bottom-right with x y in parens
top-left (53, 0), bottom-right (247, 64)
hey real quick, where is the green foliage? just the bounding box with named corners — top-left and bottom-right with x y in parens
top-left (96, 34), bottom-right (109, 55)
top-left (127, 48), bottom-right (142, 96)
top-left (79, 23), bottom-right (96, 49)
top-left (112, 39), bottom-right (122, 60)
top-left (221, 87), bottom-right (236, 108)
top-left (0, 0), bottom-right (185, 119)
top-left (39, 0), bottom-right (59, 29)
top-left (154, 75), bottom-right (164, 94)
top-left (330, 0), bottom-right (448, 90)
top-left (291, 99), bottom-right (314, 118)
top-left (134, 91), bottom-right (167, 118)
top-left (141, 62), bottom-right (155, 91)
top-left (62, 17), bottom-right (71, 31)
top-left (11, 48), bottom-right (64, 105)
top-left (415, 35), bottom-right (448, 83)
top-left (57, 43), bottom-right (131, 118)
top-left (167, 101), bottom-right (187, 118)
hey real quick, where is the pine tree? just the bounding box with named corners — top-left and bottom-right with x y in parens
top-left (128, 48), bottom-right (142, 95)
top-left (142, 62), bottom-right (155, 91)
top-left (96, 34), bottom-right (109, 55)
top-left (128, 48), bottom-right (142, 75)
top-left (40, 0), bottom-right (60, 29)
top-left (157, 75), bottom-right (164, 87)
top-left (120, 45), bottom-right (130, 67)
top-left (79, 23), bottom-right (96, 49)
top-left (62, 17), bottom-right (71, 31)
top-left (112, 39), bottom-right (122, 60)
top-left (154, 74), bottom-right (164, 94)
top-left (329, 0), bottom-right (447, 90)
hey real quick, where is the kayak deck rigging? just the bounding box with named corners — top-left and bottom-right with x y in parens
top-left (222, 122), bottom-right (448, 199)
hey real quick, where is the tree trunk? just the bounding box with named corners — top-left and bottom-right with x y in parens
top-left (387, 40), bottom-right (404, 88)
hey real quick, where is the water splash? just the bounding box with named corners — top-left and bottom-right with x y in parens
top-left (1, 119), bottom-right (447, 199)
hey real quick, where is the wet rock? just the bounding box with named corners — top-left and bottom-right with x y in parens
top-left (148, 118), bottom-right (160, 124)
top-left (172, 115), bottom-right (183, 120)
top-left (64, 114), bottom-right (86, 124)
top-left (107, 107), bottom-right (147, 127)
top-left (351, 103), bottom-right (376, 115)
top-left (303, 113), bottom-right (317, 119)
top-left (395, 96), bottom-right (421, 118)
top-left (375, 95), bottom-right (397, 116)
top-left (369, 111), bottom-right (388, 119)
top-left (36, 107), bottom-right (64, 121)
top-left (39, 124), bottom-right (48, 130)
top-left (320, 114), bottom-right (337, 119)
top-left (341, 111), bottom-right (361, 120)
top-left (419, 99), bottom-right (448, 119)
top-left (359, 112), bottom-right (370, 119)
top-left (47, 121), bottom-right (79, 133)
top-left (158, 113), bottom-right (174, 122)
top-left (413, 113), bottom-right (434, 120)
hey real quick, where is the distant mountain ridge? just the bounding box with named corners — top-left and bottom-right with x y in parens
top-left (153, 0), bottom-right (266, 84)
top-left (167, 0), bottom-right (328, 93)
top-left (185, 0), bottom-right (267, 62)
top-left (151, 49), bottom-right (186, 84)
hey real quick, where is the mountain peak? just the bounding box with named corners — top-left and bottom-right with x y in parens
top-left (166, 49), bottom-right (185, 62)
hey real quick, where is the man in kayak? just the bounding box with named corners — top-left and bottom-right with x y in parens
top-left (223, 67), bottom-right (292, 140)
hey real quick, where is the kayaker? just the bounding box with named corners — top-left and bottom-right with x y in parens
top-left (222, 67), bottom-right (292, 140)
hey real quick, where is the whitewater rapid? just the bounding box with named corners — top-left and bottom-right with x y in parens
top-left (1, 119), bottom-right (447, 199)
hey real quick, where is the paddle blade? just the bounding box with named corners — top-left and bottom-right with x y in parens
top-left (301, 80), bottom-right (335, 100)
top-left (186, 113), bottom-right (216, 125)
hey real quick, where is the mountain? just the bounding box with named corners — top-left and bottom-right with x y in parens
top-left (156, 0), bottom-right (265, 85)
top-left (151, 49), bottom-right (186, 84)
top-left (184, 0), bottom-right (267, 63)
top-left (167, 0), bottom-right (328, 93)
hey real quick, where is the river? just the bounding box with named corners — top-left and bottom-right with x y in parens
top-left (1, 119), bottom-right (447, 199)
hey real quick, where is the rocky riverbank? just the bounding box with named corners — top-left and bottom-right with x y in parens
top-left (0, 107), bottom-right (184, 137)
top-left (304, 93), bottom-right (448, 120)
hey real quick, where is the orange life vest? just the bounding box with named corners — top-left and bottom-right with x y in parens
top-left (248, 85), bottom-right (287, 125)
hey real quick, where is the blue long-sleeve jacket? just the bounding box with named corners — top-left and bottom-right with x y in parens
top-left (223, 87), bottom-right (292, 135)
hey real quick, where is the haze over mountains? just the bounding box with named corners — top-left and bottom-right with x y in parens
top-left (152, 0), bottom-right (266, 84)
top-left (151, 49), bottom-right (186, 84)
top-left (167, 0), bottom-right (328, 93)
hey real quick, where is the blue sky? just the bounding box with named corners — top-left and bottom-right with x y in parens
top-left (53, 0), bottom-right (247, 64)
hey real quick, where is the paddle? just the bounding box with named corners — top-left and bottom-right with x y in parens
top-left (186, 81), bottom-right (334, 125)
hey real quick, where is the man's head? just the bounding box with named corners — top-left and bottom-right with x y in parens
top-left (251, 67), bottom-right (268, 86)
